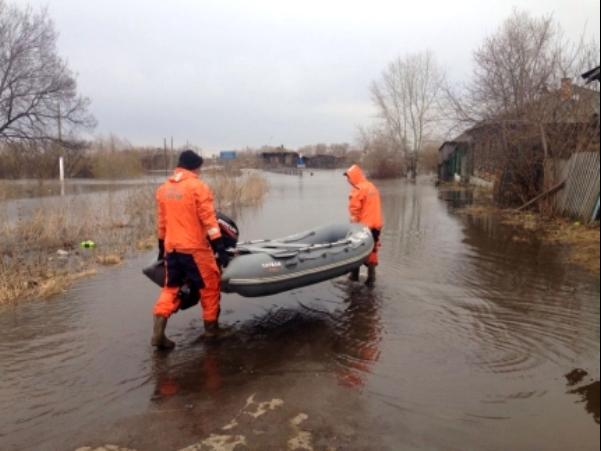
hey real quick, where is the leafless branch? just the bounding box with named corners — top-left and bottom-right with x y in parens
top-left (0, 0), bottom-right (95, 143)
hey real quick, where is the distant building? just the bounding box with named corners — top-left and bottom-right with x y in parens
top-left (261, 151), bottom-right (300, 167)
top-left (219, 151), bottom-right (237, 161)
top-left (304, 154), bottom-right (346, 169)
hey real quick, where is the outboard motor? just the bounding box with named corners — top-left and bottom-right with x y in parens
top-left (217, 212), bottom-right (239, 251)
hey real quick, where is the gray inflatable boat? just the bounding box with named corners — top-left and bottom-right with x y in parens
top-left (221, 223), bottom-right (374, 297)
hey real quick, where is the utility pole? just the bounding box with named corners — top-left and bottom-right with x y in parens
top-left (163, 137), bottom-right (168, 176)
top-left (171, 136), bottom-right (174, 169)
top-left (57, 103), bottom-right (63, 141)
top-left (57, 103), bottom-right (65, 195)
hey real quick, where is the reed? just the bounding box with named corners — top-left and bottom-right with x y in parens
top-left (208, 171), bottom-right (269, 211)
top-left (0, 172), bottom-right (268, 304)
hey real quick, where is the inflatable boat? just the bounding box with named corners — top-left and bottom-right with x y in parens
top-left (221, 223), bottom-right (374, 297)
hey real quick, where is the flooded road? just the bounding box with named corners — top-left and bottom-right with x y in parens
top-left (1, 171), bottom-right (599, 450)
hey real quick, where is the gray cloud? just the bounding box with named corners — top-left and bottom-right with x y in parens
top-left (24, 0), bottom-right (601, 152)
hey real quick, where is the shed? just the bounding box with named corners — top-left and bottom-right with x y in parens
top-left (438, 133), bottom-right (472, 182)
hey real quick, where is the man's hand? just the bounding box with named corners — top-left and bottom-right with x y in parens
top-left (210, 237), bottom-right (231, 269)
top-left (157, 239), bottom-right (165, 261)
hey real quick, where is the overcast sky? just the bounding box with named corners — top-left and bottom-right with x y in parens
top-left (21, 0), bottom-right (601, 152)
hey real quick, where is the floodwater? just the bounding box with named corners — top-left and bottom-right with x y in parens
top-left (0, 171), bottom-right (599, 451)
top-left (0, 178), bottom-right (161, 223)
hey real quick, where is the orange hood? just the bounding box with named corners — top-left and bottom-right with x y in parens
top-left (168, 167), bottom-right (198, 184)
top-left (345, 164), bottom-right (367, 186)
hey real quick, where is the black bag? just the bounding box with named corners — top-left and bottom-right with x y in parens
top-left (142, 257), bottom-right (201, 311)
top-left (177, 283), bottom-right (200, 310)
top-left (142, 259), bottom-right (165, 287)
top-left (142, 211), bottom-right (239, 311)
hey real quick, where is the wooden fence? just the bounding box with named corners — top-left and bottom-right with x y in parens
top-left (545, 152), bottom-right (600, 223)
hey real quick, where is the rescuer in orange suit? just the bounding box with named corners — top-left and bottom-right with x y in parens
top-left (152, 150), bottom-right (230, 349)
top-left (345, 164), bottom-right (383, 287)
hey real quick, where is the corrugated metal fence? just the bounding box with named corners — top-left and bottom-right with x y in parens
top-left (546, 152), bottom-right (600, 222)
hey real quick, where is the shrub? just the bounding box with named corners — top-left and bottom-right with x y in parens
top-left (89, 150), bottom-right (144, 179)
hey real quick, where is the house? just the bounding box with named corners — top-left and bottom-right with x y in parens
top-left (261, 151), bottom-right (300, 167)
top-left (439, 79), bottom-right (600, 194)
top-left (438, 133), bottom-right (473, 184)
top-left (304, 154), bottom-right (346, 169)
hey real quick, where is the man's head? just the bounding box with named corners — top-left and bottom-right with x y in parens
top-left (178, 150), bottom-right (203, 172)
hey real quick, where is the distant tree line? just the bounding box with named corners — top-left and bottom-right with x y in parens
top-left (0, 135), bottom-right (177, 179)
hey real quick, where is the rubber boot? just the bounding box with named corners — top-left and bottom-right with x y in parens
top-left (203, 320), bottom-right (220, 340)
top-left (201, 320), bottom-right (234, 342)
top-left (151, 315), bottom-right (175, 350)
top-left (349, 268), bottom-right (360, 282)
top-left (365, 264), bottom-right (376, 288)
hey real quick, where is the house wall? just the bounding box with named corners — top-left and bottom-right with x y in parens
top-left (469, 127), bottom-right (505, 184)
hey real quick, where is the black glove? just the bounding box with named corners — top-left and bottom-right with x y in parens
top-left (157, 239), bottom-right (165, 261)
top-left (210, 237), bottom-right (231, 268)
top-left (370, 229), bottom-right (381, 244)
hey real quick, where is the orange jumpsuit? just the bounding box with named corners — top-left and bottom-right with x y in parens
top-left (153, 168), bottom-right (222, 321)
top-left (346, 165), bottom-right (383, 265)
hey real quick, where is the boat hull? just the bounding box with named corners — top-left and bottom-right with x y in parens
top-left (221, 223), bottom-right (374, 297)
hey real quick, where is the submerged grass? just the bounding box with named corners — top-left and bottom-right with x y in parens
top-left (460, 202), bottom-right (600, 274)
top-left (208, 171), bottom-right (269, 211)
top-left (0, 172), bottom-right (268, 305)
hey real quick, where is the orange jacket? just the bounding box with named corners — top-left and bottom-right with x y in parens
top-left (156, 168), bottom-right (222, 252)
top-left (346, 165), bottom-right (383, 230)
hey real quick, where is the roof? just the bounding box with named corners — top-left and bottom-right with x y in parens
top-left (438, 132), bottom-right (472, 152)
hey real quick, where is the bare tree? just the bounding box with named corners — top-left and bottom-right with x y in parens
top-left (0, 0), bottom-right (95, 142)
top-left (446, 9), bottom-right (599, 125)
top-left (371, 51), bottom-right (444, 179)
top-left (357, 125), bottom-right (406, 179)
top-left (444, 9), bottom-right (600, 208)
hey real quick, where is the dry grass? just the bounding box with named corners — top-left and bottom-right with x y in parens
top-left (36, 270), bottom-right (98, 299)
top-left (89, 149), bottom-right (145, 179)
top-left (208, 171), bottom-right (269, 211)
top-left (96, 254), bottom-right (123, 266)
top-left (0, 186), bottom-right (153, 304)
top-left (136, 236), bottom-right (156, 251)
top-left (1, 172), bottom-right (269, 304)
top-left (0, 261), bottom-right (97, 305)
top-left (545, 220), bottom-right (600, 274)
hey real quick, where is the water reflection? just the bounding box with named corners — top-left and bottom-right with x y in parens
top-left (332, 283), bottom-right (382, 388)
top-left (438, 187), bottom-right (475, 209)
top-left (149, 283), bottom-right (383, 403)
top-left (565, 369), bottom-right (600, 424)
